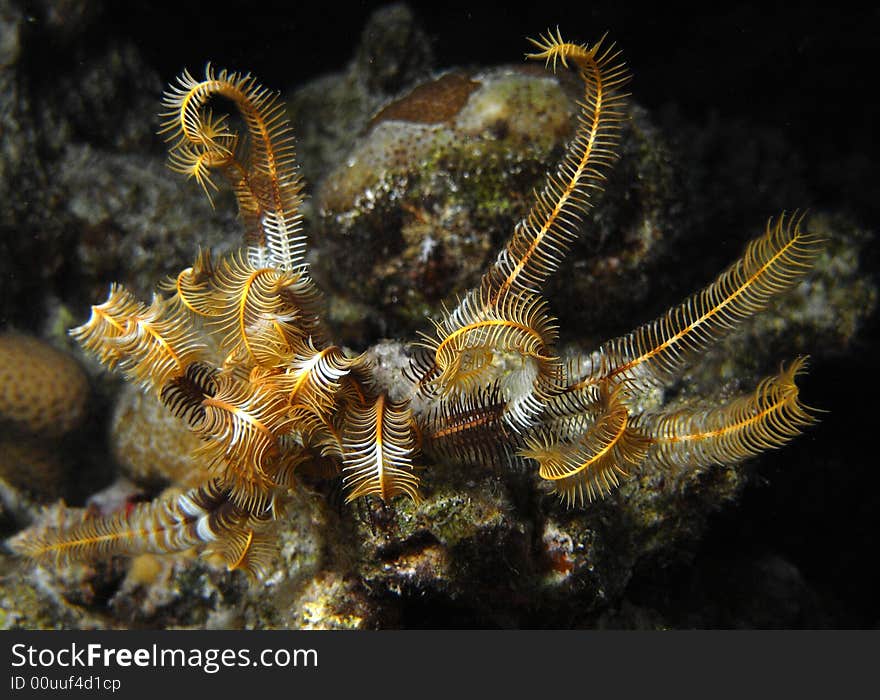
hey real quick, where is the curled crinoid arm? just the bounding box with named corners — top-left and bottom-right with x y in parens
top-left (637, 356), bottom-right (819, 470)
top-left (574, 212), bottom-right (825, 396)
top-left (342, 394), bottom-right (422, 504)
top-left (198, 251), bottom-right (325, 369)
top-left (110, 295), bottom-right (208, 394)
top-left (256, 341), bottom-right (356, 414)
top-left (160, 361), bottom-right (220, 429)
top-left (69, 283), bottom-right (148, 368)
top-left (521, 385), bottom-right (651, 507)
top-left (160, 65), bottom-right (306, 273)
top-left (195, 374), bottom-right (291, 497)
top-left (289, 403), bottom-right (346, 461)
top-left (205, 516), bottom-right (280, 581)
top-left (415, 288), bottom-right (562, 427)
top-left (480, 28), bottom-right (630, 304)
top-left (158, 248), bottom-right (220, 319)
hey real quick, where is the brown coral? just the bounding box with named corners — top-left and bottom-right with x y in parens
top-left (0, 332), bottom-right (89, 437)
top-left (0, 332), bottom-right (90, 502)
top-left (0, 435), bottom-right (67, 501)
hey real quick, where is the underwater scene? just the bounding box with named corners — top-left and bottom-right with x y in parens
top-left (0, 2), bottom-right (876, 629)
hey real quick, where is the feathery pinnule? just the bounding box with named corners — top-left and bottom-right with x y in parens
top-left (197, 252), bottom-right (321, 369)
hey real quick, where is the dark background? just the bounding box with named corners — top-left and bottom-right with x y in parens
top-left (94, 1), bottom-right (878, 223)
top-left (25, 0), bottom-right (880, 626)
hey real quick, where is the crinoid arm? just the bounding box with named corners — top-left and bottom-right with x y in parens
top-left (573, 212), bottom-right (825, 396)
top-left (203, 512), bottom-right (280, 581)
top-left (70, 284), bottom-right (207, 395)
top-left (341, 394), bottom-right (422, 504)
top-left (255, 341), bottom-right (356, 413)
top-left (160, 65), bottom-right (307, 274)
top-left (415, 288), bottom-right (561, 428)
top-left (193, 251), bottom-right (326, 369)
top-left (636, 356), bottom-right (819, 470)
top-left (416, 382), bottom-right (519, 467)
top-left (411, 29), bottom-right (629, 430)
top-left (160, 361), bottom-right (221, 429)
top-left (482, 27), bottom-right (630, 302)
top-left (194, 373), bottom-right (291, 498)
top-left (6, 480), bottom-right (276, 577)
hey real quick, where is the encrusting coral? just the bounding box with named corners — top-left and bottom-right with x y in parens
top-left (8, 29), bottom-right (821, 583)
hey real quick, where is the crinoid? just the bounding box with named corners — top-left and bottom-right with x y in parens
top-left (9, 29), bottom-right (821, 581)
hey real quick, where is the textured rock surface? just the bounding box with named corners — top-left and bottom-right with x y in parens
top-left (312, 68), bottom-right (686, 345)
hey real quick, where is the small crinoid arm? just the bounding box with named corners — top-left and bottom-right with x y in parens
top-left (160, 65), bottom-right (306, 273)
top-left (7, 480), bottom-right (236, 567)
top-left (289, 402), bottom-right (347, 461)
top-left (341, 394), bottom-right (422, 504)
top-left (521, 386), bottom-right (651, 507)
top-left (70, 284), bottom-right (206, 394)
top-left (159, 248), bottom-right (221, 319)
top-left (204, 515), bottom-right (280, 581)
top-left (256, 341), bottom-right (356, 416)
top-left (533, 353), bottom-right (605, 437)
top-left (69, 283), bottom-right (148, 368)
top-left (160, 361), bottom-right (220, 429)
top-left (574, 212), bottom-right (825, 395)
top-left (481, 28), bottom-right (630, 304)
top-left (637, 356), bottom-right (819, 470)
top-left (415, 288), bottom-right (561, 414)
top-left (110, 295), bottom-right (208, 393)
